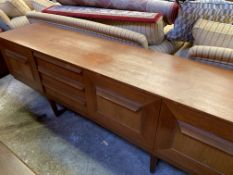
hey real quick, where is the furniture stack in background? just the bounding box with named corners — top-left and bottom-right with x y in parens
top-left (0, 0), bottom-right (58, 29)
top-left (27, 0), bottom-right (233, 69)
top-left (0, 0), bottom-right (232, 69)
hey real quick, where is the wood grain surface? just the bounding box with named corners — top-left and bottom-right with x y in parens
top-left (0, 23), bottom-right (232, 123)
top-left (0, 23), bottom-right (233, 175)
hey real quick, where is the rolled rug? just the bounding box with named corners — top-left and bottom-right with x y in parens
top-left (56, 0), bottom-right (179, 24)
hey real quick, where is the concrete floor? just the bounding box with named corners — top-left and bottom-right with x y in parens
top-left (0, 75), bottom-right (186, 175)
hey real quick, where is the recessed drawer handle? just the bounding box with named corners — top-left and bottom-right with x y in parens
top-left (96, 87), bottom-right (142, 112)
top-left (34, 52), bottom-right (82, 74)
top-left (38, 66), bottom-right (85, 91)
top-left (45, 86), bottom-right (86, 107)
top-left (179, 121), bottom-right (233, 156)
top-left (4, 50), bottom-right (28, 63)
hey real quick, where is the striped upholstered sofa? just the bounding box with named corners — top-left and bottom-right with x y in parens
top-left (0, 0), bottom-right (59, 29)
top-left (0, 0), bottom-right (232, 69)
top-left (26, 0), bottom-right (233, 70)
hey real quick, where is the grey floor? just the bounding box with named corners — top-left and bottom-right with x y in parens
top-left (0, 75), bottom-right (186, 175)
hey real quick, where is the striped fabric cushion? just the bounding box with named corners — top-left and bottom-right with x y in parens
top-left (193, 19), bottom-right (233, 49)
top-left (149, 39), bottom-right (184, 54)
top-left (9, 16), bottom-right (29, 29)
top-left (23, 0), bottom-right (33, 9)
top-left (31, 0), bottom-right (58, 12)
top-left (0, 0), bottom-right (31, 18)
top-left (193, 58), bottom-right (233, 70)
top-left (167, 0), bottom-right (233, 42)
top-left (56, 0), bottom-right (179, 24)
top-left (27, 12), bottom-right (149, 48)
top-left (43, 6), bottom-right (165, 45)
top-left (188, 46), bottom-right (233, 65)
top-left (0, 9), bottom-right (10, 24)
top-left (23, 0), bottom-right (59, 11)
top-left (95, 18), bottom-right (164, 45)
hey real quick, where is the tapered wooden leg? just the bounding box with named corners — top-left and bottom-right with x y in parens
top-left (150, 155), bottom-right (158, 174)
top-left (48, 100), bottom-right (66, 117)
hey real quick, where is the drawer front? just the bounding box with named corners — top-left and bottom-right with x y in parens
top-left (35, 52), bottom-right (87, 111)
top-left (41, 74), bottom-right (86, 106)
top-left (5, 49), bottom-right (34, 79)
top-left (155, 100), bottom-right (233, 175)
top-left (1, 43), bottom-right (41, 91)
top-left (35, 52), bottom-right (83, 88)
top-left (45, 86), bottom-right (86, 112)
top-left (86, 72), bottom-right (161, 151)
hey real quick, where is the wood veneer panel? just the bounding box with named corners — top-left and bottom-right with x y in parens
top-left (41, 74), bottom-right (85, 99)
top-left (0, 41), bottom-right (42, 92)
top-left (0, 24), bottom-right (233, 174)
top-left (85, 71), bottom-right (161, 151)
top-left (0, 24), bottom-right (232, 124)
top-left (155, 100), bottom-right (233, 175)
top-left (36, 56), bottom-right (84, 86)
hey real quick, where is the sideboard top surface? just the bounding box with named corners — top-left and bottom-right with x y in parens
top-left (0, 23), bottom-right (232, 123)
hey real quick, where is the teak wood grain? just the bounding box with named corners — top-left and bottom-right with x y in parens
top-left (0, 23), bottom-right (233, 175)
top-left (0, 24), bottom-right (232, 123)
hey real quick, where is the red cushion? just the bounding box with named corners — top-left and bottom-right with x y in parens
top-left (42, 6), bottom-right (162, 23)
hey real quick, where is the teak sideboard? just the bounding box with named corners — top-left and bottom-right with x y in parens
top-left (0, 24), bottom-right (233, 175)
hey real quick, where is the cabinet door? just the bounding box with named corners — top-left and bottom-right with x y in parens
top-left (155, 100), bottom-right (233, 175)
top-left (85, 72), bottom-right (161, 152)
top-left (1, 43), bottom-right (41, 91)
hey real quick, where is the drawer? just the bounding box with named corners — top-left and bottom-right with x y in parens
top-left (44, 85), bottom-right (86, 112)
top-left (35, 52), bottom-right (83, 89)
top-left (1, 43), bottom-right (41, 91)
top-left (96, 87), bottom-right (143, 131)
top-left (86, 72), bottom-right (161, 151)
top-left (4, 49), bottom-right (34, 79)
top-left (41, 74), bottom-right (85, 100)
top-left (155, 100), bottom-right (233, 175)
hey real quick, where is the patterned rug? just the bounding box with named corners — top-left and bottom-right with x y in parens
top-left (0, 75), bottom-right (186, 175)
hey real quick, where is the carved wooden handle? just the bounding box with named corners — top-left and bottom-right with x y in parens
top-left (5, 50), bottom-right (28, 64)
top-left (96, 87), bottom-right (142, 112)
top-left (38, 66), bottom-right (85, 91)
top-left (34, 52), bottom-right (82, 74)
top-left (179, 121), bottom-right (233, 156)
top-left (45, 86), bottom-right (86, 107)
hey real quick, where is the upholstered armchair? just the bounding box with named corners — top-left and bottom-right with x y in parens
top-left (0, 0), bottom-right (59, 29)
top-left (186, 19), bottom-right (233, 70)
top-left (1, 0), bottom-right (232, 70)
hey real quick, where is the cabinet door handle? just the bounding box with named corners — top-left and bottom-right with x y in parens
top-left (4, 50), bottom-right (28, 64)
top-left (96, 87), bottom-right (142, 112)
top-left (179, 121), bottom-right (233, 156)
